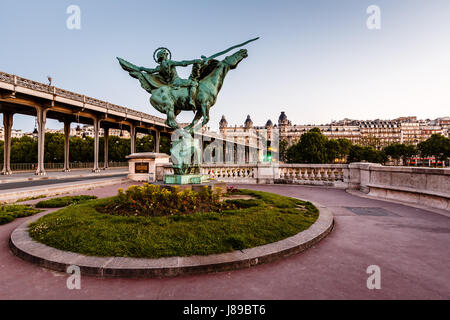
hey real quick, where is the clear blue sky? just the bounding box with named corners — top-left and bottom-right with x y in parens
top-left (1, 0), bottom-right (449, 132)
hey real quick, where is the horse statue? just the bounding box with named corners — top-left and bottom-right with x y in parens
top-left (117, 39), bottom-right (257, 176)
top-left (117, 39), bottom-right (256, 131)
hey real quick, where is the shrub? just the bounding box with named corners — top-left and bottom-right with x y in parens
top-left (98, 184), bottom-right (233, 217)
top-left (0, 204), bottom-right (41, 225)
top-left (36, 195), bottom-right (97, 208)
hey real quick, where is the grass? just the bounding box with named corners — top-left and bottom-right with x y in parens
top-left (0, 205), bottom-right (41, 225)
top-left (35, 195), bottom-right (98, 208)
top-left (29, 189), bottom-right (319, 259)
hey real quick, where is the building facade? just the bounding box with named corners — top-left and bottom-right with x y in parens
top-left (219, 112), bottom-right (450, 148)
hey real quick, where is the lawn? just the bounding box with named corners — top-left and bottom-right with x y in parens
top-left (0, 204), bottom-right (41, 225)
top-left (35, 195), bottom-right (97, 208)
top-left (29, 189), bottom-right (319, 258)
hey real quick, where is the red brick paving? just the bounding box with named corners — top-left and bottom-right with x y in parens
top-left (1, 182), bottom-right (449, 299)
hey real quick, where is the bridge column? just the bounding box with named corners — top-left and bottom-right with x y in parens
top-left (103, 126), bottom-right (109, 169)
top-left (1, 112), bottom-right (14, 175)
top-left (130, 123), bottom-right (136, 154)
top-left (92, 117), bottom-right (100, 172)
top-left (153, 130), bottom-right (160, 153)
top-left (35, 107), bottom-right (47, 176)
top-left (63, 120), bottom-right (71, 172)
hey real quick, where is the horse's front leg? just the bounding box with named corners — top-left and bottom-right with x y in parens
top-left (185, 110), bottom-right (202, 134)
top-left (201, 104), bottom-right (209, 126)
top-left (165, 108), bottom-right (179, 129)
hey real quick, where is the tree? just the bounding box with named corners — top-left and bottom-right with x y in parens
top-left (136, 135), bottom-right (154, 153)
top-left (279, 139), bottom-right (288, 163)
top-left (383, 143), bottom-right (402, 165)
top-left (11, 136), bottom-right (38, 163)
top-left (348, 145), bottom-right (385, 163)
top-left (286, 128), bottom-right (328, 164)
top-left (44, 132), bottom-right (64, 163)
top-left (160, 134), bottom-right (171, 154)
top-left (360, 135), bottom-right (382, 149)
top-left (417, 134), bottom-right (450, 165)
top-left (337, 138), bottom-right (352, 160)
top-left (325, 139), bottom-right (340, 163)
top-left (401, 144), bottom-right (417, 165)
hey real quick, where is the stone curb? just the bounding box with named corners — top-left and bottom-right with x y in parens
top-left (9, 205), bottom-right (334, 278)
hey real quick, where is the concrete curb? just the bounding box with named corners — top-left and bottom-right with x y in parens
top-left (9, 205), bottom-right (334, 278)
top-left (0, 177), bottom-right (128, 203)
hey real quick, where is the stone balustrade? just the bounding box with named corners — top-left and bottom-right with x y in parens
top-left (276, 164), bottom-right (348, 188)
top-left (155, 161), bottom-right (449, 211)
top-left (201, 164), bottom-right (257, 184)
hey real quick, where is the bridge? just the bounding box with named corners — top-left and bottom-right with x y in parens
top-left (0, 71), bottom-right (265, 175)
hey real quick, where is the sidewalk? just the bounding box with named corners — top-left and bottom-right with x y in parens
top-left (1, 182), bottom-right (449, 299)
top-left (0, 168), bottom-right (128, 184)
top-left (0, 168), bottom-right (129, 203)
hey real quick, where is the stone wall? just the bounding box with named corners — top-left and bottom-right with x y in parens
top-left (348, 163), bottom-right (450, 211)
top-left (156, 162), bottom-right (450, 211)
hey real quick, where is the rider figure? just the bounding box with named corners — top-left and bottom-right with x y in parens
top-left (139, 49), bottom-right (203, 109)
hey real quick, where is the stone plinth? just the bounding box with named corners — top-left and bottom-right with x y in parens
top-left (164, 174), bottom-right (209, 185)
top-left (126, 152), bottom-right (170, 182)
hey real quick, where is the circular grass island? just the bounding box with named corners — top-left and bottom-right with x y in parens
top-left (28, 184), bottom-right (320, 259)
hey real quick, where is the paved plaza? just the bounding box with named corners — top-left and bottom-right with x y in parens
top-left (0, 182), bottom-right (448, 300)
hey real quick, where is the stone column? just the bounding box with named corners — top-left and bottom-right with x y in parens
top-left (92, 117), bottom-right (100, 172)
top-left (103, 126), bottom-right (109, 169)
top-left (63, 120), bottom-right (71, 172)
top-left (130, 123), bottom-right (136, 154)
top-left (35, 107), bottom-right (47, 176)
top-left (154, 130), bottom-right (160, 153)
top-left (1, 112), bottom-right (14, 175)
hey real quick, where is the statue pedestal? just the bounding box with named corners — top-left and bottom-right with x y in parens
top-left (164, 174), bottom-right (209, 185)
top-left (126, 152), bottom-right (170, 182)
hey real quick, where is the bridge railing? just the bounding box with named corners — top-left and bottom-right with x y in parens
top-left (0, 71), bottom-right (166, 125)
top-left (2, 162), bottom-right (128, 172)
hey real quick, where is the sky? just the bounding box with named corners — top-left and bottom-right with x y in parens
top-left (0, 0), bottom-right (449, 132)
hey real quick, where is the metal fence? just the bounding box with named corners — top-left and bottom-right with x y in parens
top-left (2, 162), bottom-right (128, 171)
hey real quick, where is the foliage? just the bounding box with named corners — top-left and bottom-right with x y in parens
top-left (279, 139), bottom-right (289, 162)
top-left (417, 134), bottom-right (450, 163)
top-left (29, 189), bottom-right (319, 258)
top-left (383, 143), bottom-right (417, 164)
top-left (286, 128), bottom-right (356, 164)
top-left (0, 204), bottom-right (41, 225)
top-left (11, 135), bottom-right (38, 163)
top-left (36, 195), bottom-right (98, 208)
top-left (359, 135), bottom-right (382, 149)
top-left (348, 145), bottom-right (386, 163)
top-left (286, 128), bottom-right (328, 163)
top-left (336, 138), bottom-right (352, 159)
top-left (97, 184), bottom-right (228, 217)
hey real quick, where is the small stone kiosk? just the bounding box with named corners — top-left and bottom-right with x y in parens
top-left (126, 152), bottom-right (170, 182)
